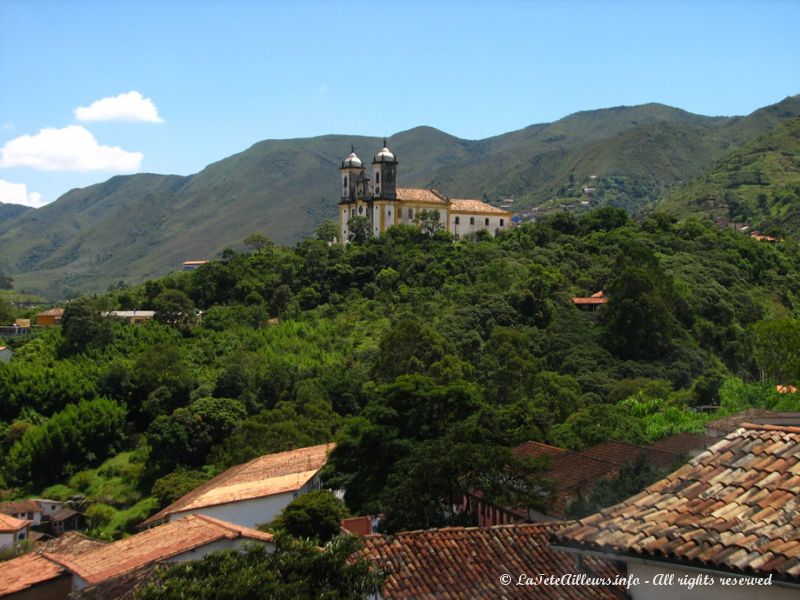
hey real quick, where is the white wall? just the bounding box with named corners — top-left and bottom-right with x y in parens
top-left (450, 214), bottom-right (511, 237)
top-left (0, 531), bottom-right (14, 550)
top-left (169, 475), bottom-right (321, 529)
top-left (627, 562), bottom-right (797, 600)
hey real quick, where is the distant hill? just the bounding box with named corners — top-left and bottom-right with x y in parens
top-left (0, 202), bottom-right (31, 222)
top-left (659, 116), bottom-right (800, 236)
top-left (1, 95), bottom-right (799, 299)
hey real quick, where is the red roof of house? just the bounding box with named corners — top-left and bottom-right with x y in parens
top-left (141, 443), bottom-right (334, 527)
top-left (0, 499), bottom-right (42, 516)
top-left (513, 441), bottom-right (568, 460)
top-left (570, 291), bottom-right (608, 305)
top-left (46, 514), bottom-right (272, 586)
top-left (646, 432), bottom-right (717, 460)
top-left (0, 512), bottom-right (30, 533)
top-left (553, 424), bottom-right (800, 582)
top-left (361, 523), bottom-right (624, 599)
top-left (0, 553), bottom-right (65, 597)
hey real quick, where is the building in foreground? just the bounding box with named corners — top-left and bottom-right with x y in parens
top-left (0, 515), bottom-right (273, 599)
top-left (338, 143), bottom-right (513, 242)
top-left (140, 443), bottom-right (334, 529)
top-left (552, 424), bottom-right (800, 599)
top-left (360, 522), bottom-right (625, 599)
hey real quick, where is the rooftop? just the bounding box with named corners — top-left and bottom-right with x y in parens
top-left (46, 514), bottom-right (273, 586)
top-left (0, 512), bottom-right (30, 533)
top-left (0, 553), bottom-right (65, 597)
top-left (36, 307), bottom-right (64, 317)
top-left (360, 523), bottom-right (624, 599)
top-left (141, 443), bottom-right (334, 526)
top-left (0, 532), bottom-right (103, 597)
top-left (449, 198), bottom-right (510, 215)
top-left (552, 424), bottom-right (800, 582)
top-left (396, 187), bottom-right (448, 205)
top-left (0, 499), bottom-right (42, 515)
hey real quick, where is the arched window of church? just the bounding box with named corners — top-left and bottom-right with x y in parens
top-left (376, 172), bottom-right (380, 184)
top-left (343, 176), bottom-right (348, 189)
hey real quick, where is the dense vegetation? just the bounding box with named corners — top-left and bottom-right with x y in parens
top-left (661, 116), bottom-right (800, 237)
top-left (1, 210), bottom-right (799, 541)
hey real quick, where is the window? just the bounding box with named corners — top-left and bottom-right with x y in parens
top-left (470, 217), bottom-right (475, 225)
top-left (343, 176), bottom-right (348, 188)
top-left (388, 209), bottom-right (391, 216)
top-left (500, 218), bottom-right (505, 226)
top-left (485, 218), bottom-right (490, 226)
top-left (358, 205), bottom-right (364, 214)
top-left (455, 216), bottom-right (460, 225)
top-left (376, 172), bottom-right (380, 184)
top-left (409, 208), bottom-right (414, 219)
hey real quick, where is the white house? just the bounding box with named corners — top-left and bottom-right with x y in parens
top-left (140, 443), bottom-right (335, 530)
top-left (0, 499), bottom-right (47, 526)
top-left (0, 513), bottom-right (31, 552)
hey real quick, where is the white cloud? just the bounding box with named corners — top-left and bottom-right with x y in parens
top-left (0, 125), bottom-right (143, 172)
top-left (0, 179), bottom-right (45, 208)
top-left (74, 91), bottom-right (163, 123)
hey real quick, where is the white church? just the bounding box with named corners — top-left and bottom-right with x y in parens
top-left (338, 141), bottom-right (513, 242)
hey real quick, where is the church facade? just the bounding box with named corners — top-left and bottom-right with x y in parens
top-left (338, 142), bottom-right (513, 242)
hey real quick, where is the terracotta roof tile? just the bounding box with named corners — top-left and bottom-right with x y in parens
top-left (448, 199), bottom-right (510, 215)
top-left (141, 443), bottom-right (334, 526)
top-left (0, 500), bottom-right (42, 515)
top-left (0, 512), bottom-right (30, 532)
top-left (396, 188), bottom-right (448, 204)
top-left (553, 425), bottom-right (800, 582)
top-left (360, 523), bottom-right (624, 599)
top-left (0, 553), bottom-right (65, 597)
top-left (46, 514), bottom-right (272, 586)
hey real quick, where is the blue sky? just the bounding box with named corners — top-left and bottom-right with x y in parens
top-left (1, 0), bottom-right (798, 207)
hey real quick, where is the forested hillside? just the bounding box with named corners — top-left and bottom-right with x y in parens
top-left (1, 211), bottom-right (799, 537)
top-left (2, 95), bottom-right (798, 299)
top-left (660, 116), bottom-right (800, 236)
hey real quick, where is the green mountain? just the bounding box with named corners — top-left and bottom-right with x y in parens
top-left (659, 116), bottom-right (800, 236)
top-left (0, 202), bottom-right (31, 221)
top-left (1, 95), bottom-right (799, 299)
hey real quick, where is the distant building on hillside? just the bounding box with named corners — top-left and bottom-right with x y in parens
top-left (337, 142), bottom-right (513, 242)
top-left (181, 260), bottom-right (208, 271)
top-left (35, 308), bottom-right (64, 327)
top-left (104, 310), bottom-right (155, 325)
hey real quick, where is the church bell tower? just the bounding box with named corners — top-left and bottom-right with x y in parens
top-left (371, 139), bottom-right (397, 200)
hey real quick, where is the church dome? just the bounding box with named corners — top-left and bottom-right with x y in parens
top-left (342, 148), bottom-right (362, 168)
top-left (373, 140), bottom-right (396, 163)
top-left (374, 147), bottom-right (395, 162)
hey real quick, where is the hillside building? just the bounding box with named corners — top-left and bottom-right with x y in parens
top-left (338, 142), bottom-right (513, 242)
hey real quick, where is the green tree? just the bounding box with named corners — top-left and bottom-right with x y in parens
top-left (0, 298), bottom-right (14, 324)
top-left (60, 296), bottom-right (114, 354)
top-left (267, 490), bottom-right (349, 543)
top-left (415, 209), bottom-right (443, 237)
top-left (136, 535), bottom-right (378, 600)
top-left (244, 233), bottom-right (275, 252)
top-left (152, 289), bottom-right (195, 327)
top-left (315, 220), bottom-right (339, 243)
top-left (751, 319), bottom-right (800, 383)
top-left (0, 272), bottom-right (13, 289)
top-left (6, 397), bottom-right (126, 489)
top-left (151, 469), bottom-right (212, 508)
top-left (346, 216), bottom-right (371, 244)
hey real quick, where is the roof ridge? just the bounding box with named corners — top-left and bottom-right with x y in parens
top-left (740, 423), bottom-right (800, 434)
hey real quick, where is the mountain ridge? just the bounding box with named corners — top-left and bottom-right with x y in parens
top-left (2, 95), bottom-right (799, 299)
